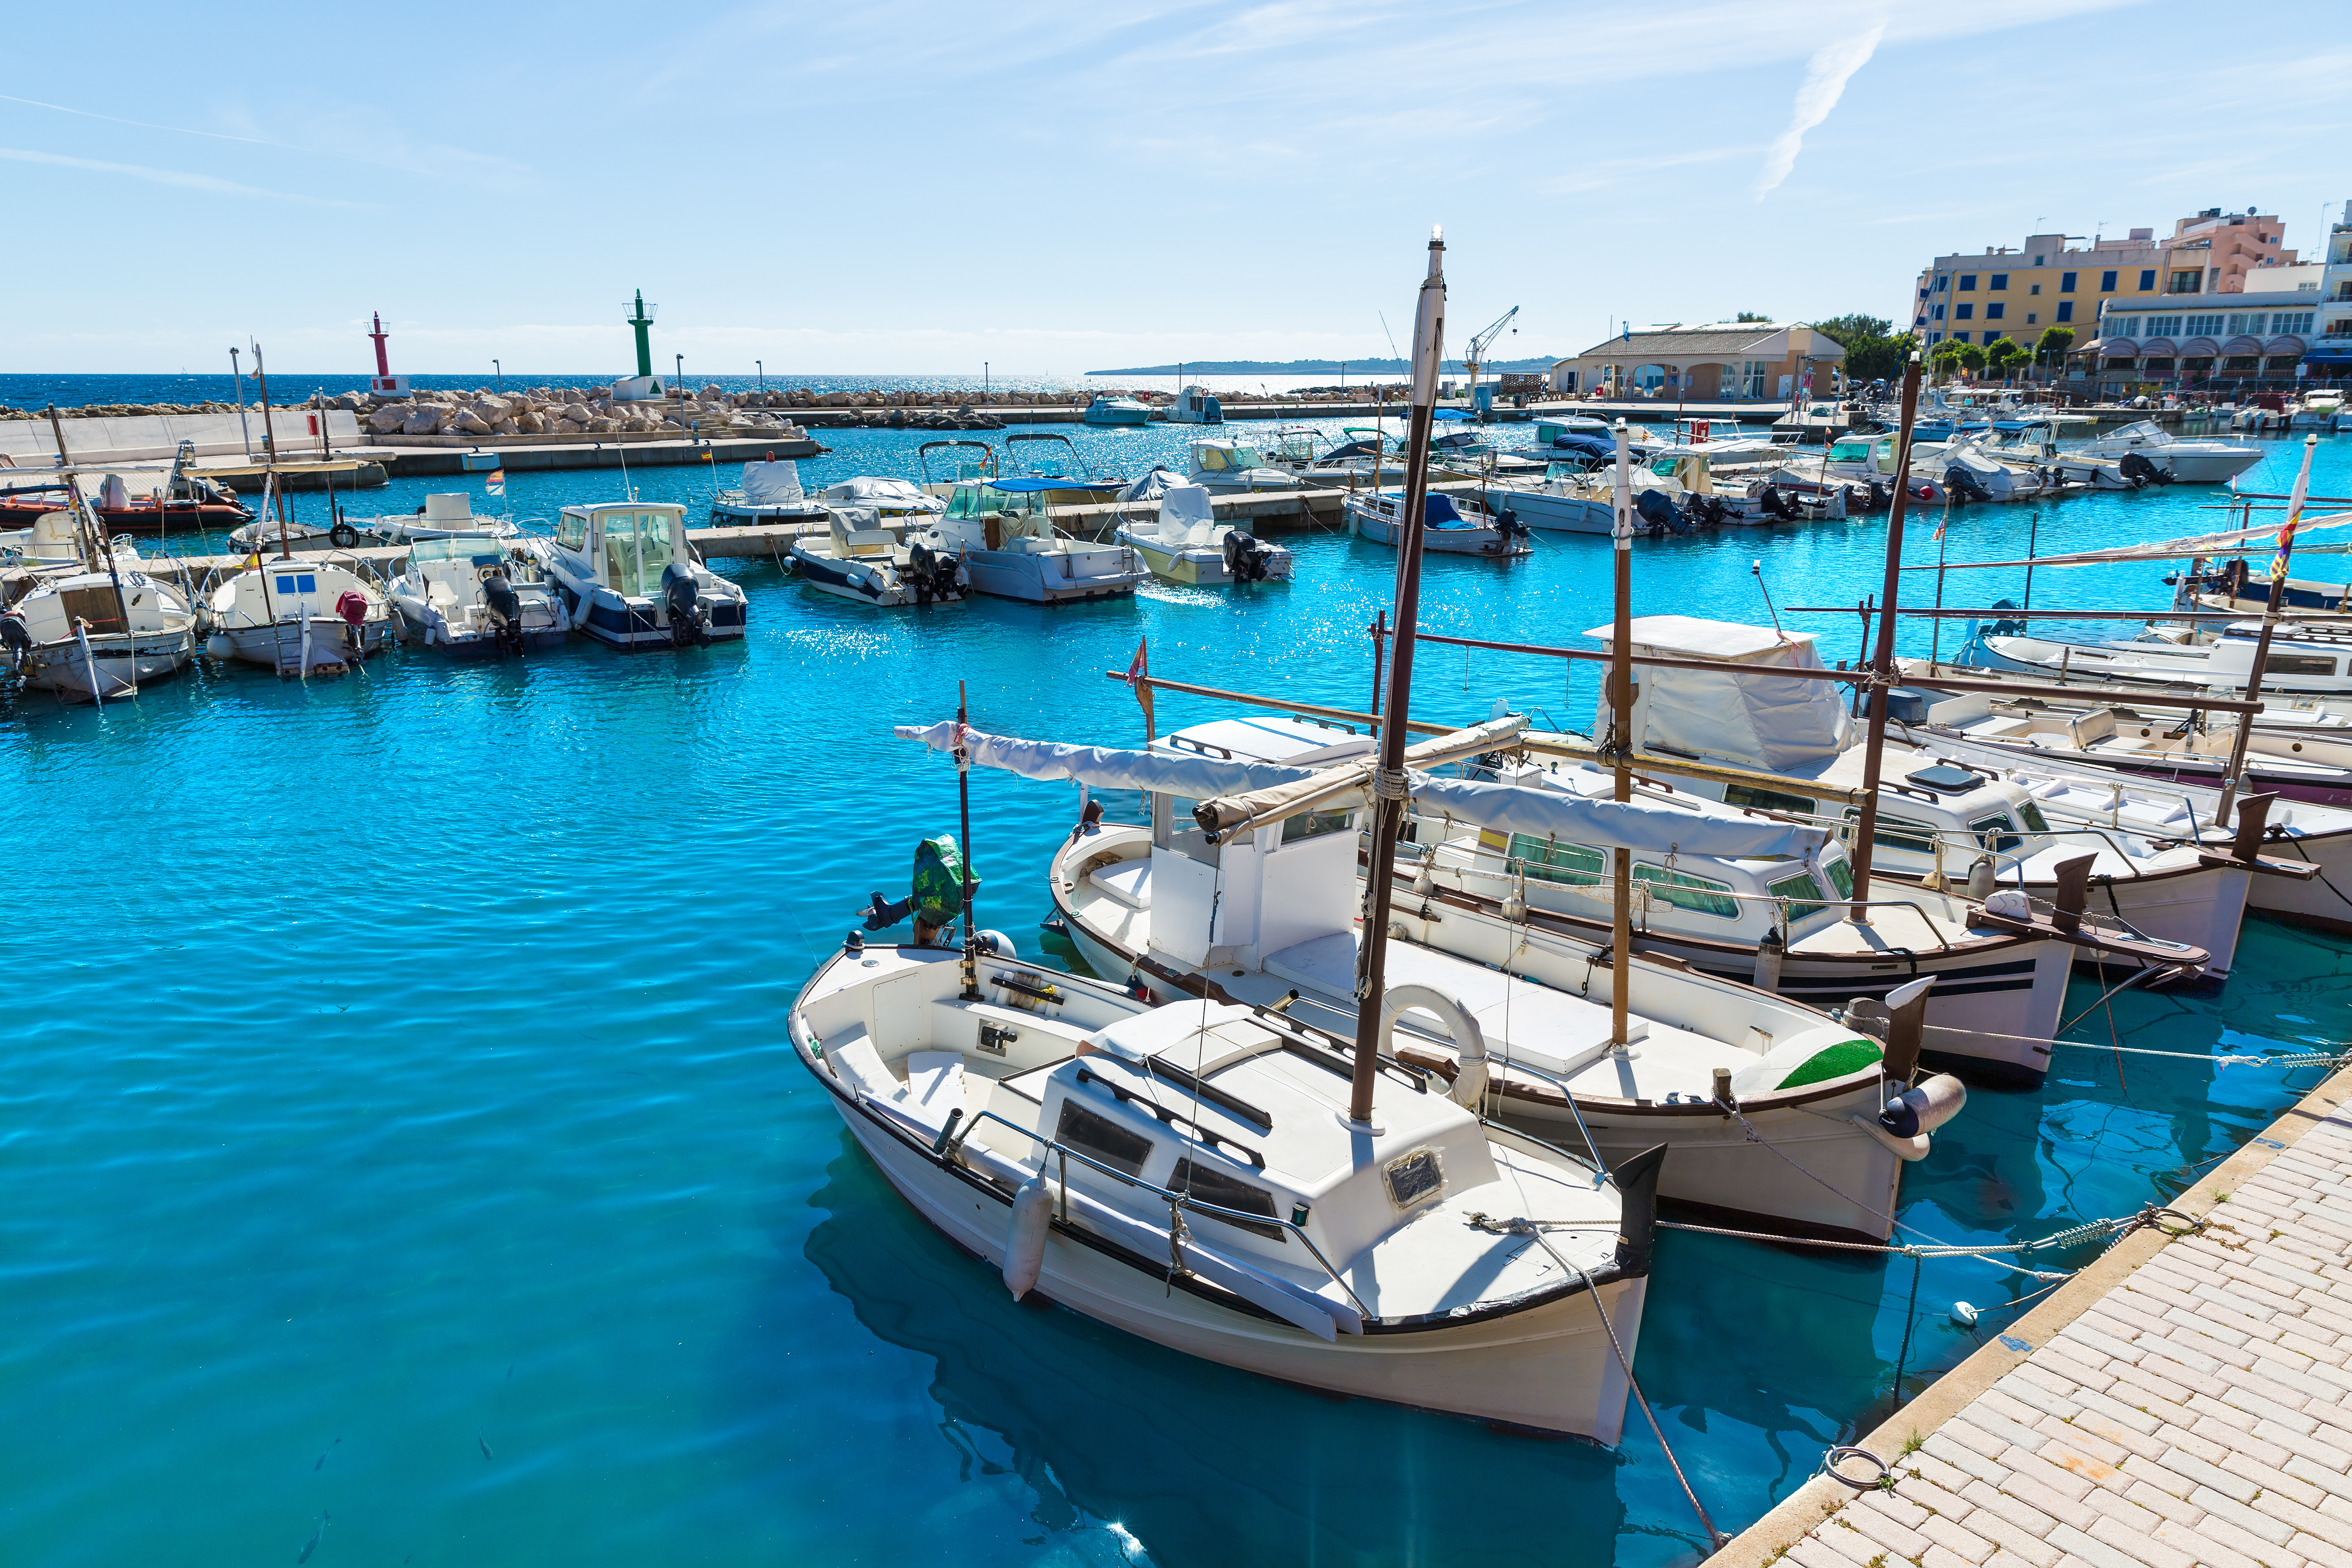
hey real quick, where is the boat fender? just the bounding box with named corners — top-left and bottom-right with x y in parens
top-left (1377, 983), bottom-right (1486, 1110)
top-left (1982, 887), bottom-right (2031, 920)
top-left (1849, 1114), bottom-right (1932, 1163)
top-left (1753, 928), bottom-right (1786, 992)
top-left (1966, 857), bottom-right (1998, 900)
top-left (973, 929), bottom-right (1016, 958)
top-left (1002, 1173), bottom-right (1057, 1301)
top-left (1879, 1073), bottom-right (1967, 1139)
top-left (205, 630), bottom-right (234, 660)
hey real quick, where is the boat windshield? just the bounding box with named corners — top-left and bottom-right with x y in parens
top-left (1828, 440), bottom-right (1870, 461)
top-left (599, 510), bottom-right (679, 596)
top-left (413, 535), bottom-right (506, 565)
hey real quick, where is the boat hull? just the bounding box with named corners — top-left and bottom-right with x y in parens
top-left (214, 619), bottom-right (388, 673)
top-left (807, 1031), bottom-right (1644, 1441)
top-left (20, 630), bottom-right (195, 701)
top-left (960, 548), bottom-right (1145, 604)
top-left (1483, 486), bottom-right (1614, 534)
top-left (555, 583), bottom-right (749, 648)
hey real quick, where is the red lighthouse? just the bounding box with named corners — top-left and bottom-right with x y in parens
top-left (367, 312), bottom-right (407, 394)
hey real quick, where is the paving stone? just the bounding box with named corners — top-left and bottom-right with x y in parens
top-left (2038, 1440), bottom-right (2127, 1490)
top-left (2069, 1408), bottom-right (2166, 1460)
top-left (2291, 1530), bottom-right (2352, 1568)
top-left (2048, 1520), bottom-right (2183, 1568)
top-left (1928, 1432), bottom-right (2011, 1486)
top-left (1962, 1479), bottom-right (2063, 1539)
top-left (2187, 1486), bottom-right (2299, 1547)
top-left (2073, 1484), bottom-right (2166, 1538)
top-left (2218, 1382), bottom-right (2317, 1433)
top-left (2194, 1417), bottom-right (2292, 1471)
top-left (1996, 1465), bottom-right (2100, 1523)
top-left (2181, 1508), bottom-right (2310, 1568)
top-left (2119, 1480), bottom-right (2202, 1526)
top-left (2281, 1454), bottom-right (2352, 1503)
top-left (2219, 1451), bottom-right (2330, 1510)
top-left (1844, 1496), bottom-right (1931, 1559)
top-left (1960, 1407), bottom-right (2050, 1455)
top-left (2159, 1448), bottom-right (2261, 1503)
top-left (2151, 1514), bottom-right (2269, 1568)
top-left (2063, 1323), bottom-right (2147, 1366)
top-left (1813, 1516), bottom-right (1884, 1568)
top-left (1947, 1419), bottom-right (2013, 1461)
top-left (1923, 1545), bottom-right (1980, 1568)
top-left (2037, 1347), bottom-right (2118, 1392)
top-left (2000, 1377), bottom-right (2084, 1422)
top-left (2071, 1387), bottom-right (2163, 1437)
top-left (1911, 1451), bottom-right (1982, 1495)
top-left (1786, 1537), bottom-right (1851, 1568)
top-left (1987, 1548), bottom-right (2058, 1568)
top-left (1962, 1506), bottom-right (2064, 1567)
top-left (2036, 1418), bottom-right (2128, 1468)
top-left (2254, 1422), bottom-right (2352, 1474)
top-left (2258, 1355), bottom-right (2352, 1399)
top-left (1918, 1511), bottom-right (1998, 1565)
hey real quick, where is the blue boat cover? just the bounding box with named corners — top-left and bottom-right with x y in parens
top-left (1432, 408), bottom-right (1472, 421)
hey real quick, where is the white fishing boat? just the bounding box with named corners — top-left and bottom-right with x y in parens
top-left (358, 493), bottom-right (521, 546)
top-left (914, 480), bottom-right (1146, 605)
top-left (1482, 465), bottom-right (1616, 533)
top-left (789, 508), bottom-right (969, 607)
top-left (1114, 484), bottom-right (1292, 585)
top-left (1186, 439), bottom-right (1305, 494)
top-left (1590, 617), bottom-right (2236, 979)
top-left (527, 500), bottom-right (748, 649)
top-left (1964, 620), bottom-right (2352, 698)
top-left (1345, 490), bottom-right (1530, 556)
top-left (204, 558), bottom-right (392, 676)
top-left (2074, 420), bottom-right (2262, 484)
top-left (709, 459), bottom-right (830, 526)
top-left (386, 533), bottom-right (567, 656)
top-left (1, 563), bottom-right (197, 702)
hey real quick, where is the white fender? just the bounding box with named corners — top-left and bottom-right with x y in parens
top-left (1002, 1173), bottom-right (1056, 1300)
top-left (974, 929), bottom-right (1016, 958)
top-left (1849, 1114), bottom-right (1932, 1162)
top-left (1379, 983), bottom-right (1486, 1110)
top-left (1881, 1073), bottom-right (1967, 1139)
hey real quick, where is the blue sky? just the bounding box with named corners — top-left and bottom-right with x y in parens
top-left (7, 1), bottom-right (2347, 376)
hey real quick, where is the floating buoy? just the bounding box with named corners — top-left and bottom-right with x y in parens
top-left (1951, 1301), bottom-right (1980, 1328)
top-left (1002, 1173), bottom-right (1056, 1300)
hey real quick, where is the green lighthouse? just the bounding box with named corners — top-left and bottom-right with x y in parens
top-left (626, 290), bottom-right (657, 378)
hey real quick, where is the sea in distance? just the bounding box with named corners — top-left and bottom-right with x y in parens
top-left (4, 401), bottom-right (2348, 1566)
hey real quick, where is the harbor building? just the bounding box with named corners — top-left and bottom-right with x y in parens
top-left (1912, 210), bottom-right (2300, 353)
top-left (1546, 321), bottom-right (1844, 402)
top-left (2305, 201), bottom-right (2352, 383)
top-left (2075, 265), bottom-right (2323, 395)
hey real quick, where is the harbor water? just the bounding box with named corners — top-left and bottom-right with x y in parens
top-left (4, 427), bottom-right (2349, 1566)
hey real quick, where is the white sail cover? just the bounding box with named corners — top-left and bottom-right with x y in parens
top-left (900, 722), bottom-right (1826, 857)
top-left (1593, 615), bottom-right (1854, 772)
top-left (741, 460), bottom-right (804, 505)
top-left (896, 722), bottom-right (1316, 796)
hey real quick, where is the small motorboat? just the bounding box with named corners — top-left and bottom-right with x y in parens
top-left (916, 480), bottom-right (1147, 604)
top-left (205, 559), bottom-right (392, 677)
top-left (2, 564), bottom-right (197, 702)
top-left (1186, 439), bottom-right (1305, 494)
top-left (1081, 393), bottom-right (1153, 427)
top-left (1344, 490), bottom-right (1530, 557)
top-left (809, 476), bottom-right (945, 525)
top-left (2074, 420), bottom-right (2261, 484)
top-left (1115, 483), bottom-right (1292, 585)
top-left (386, 533), bottom-right (567, 656)
top-left (356, 493), bottom-right (520, 546)
top-left (1166, 384), bottom-right (1222, 423)
top-left (790, 508), bottom-right (968, 607)
top-left (528, 500), bottom-right (748, 649)
top-left (710, 459), bottom-right (831, 526)
top-left (0, 470), bottom-right (251, 532)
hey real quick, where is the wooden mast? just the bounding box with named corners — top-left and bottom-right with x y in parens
top-left (2216, 432), bottom-right (2317, 829)
top-left (1348, 227), bottom-right (1447, 1127)
top-left (1607, 416), bottom-right (1635, 1047)
top-left (1847, 352), bottom-right (1926, 916)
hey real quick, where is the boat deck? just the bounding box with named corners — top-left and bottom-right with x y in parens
top-left (1713, 1066), bottom-right (2352, 1568)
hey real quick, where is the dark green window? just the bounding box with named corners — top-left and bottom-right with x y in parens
top-left (1633, 864), bottom-right (1739, 919)
top-left (1724, 782), bottom-right (1818, 815)
top-left (1766, 869), bottom-right (1831, 920)
top-left (1507, 834), bottom-right (1606, 886)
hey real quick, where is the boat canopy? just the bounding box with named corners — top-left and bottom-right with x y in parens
top-left (742, 460), bottom-right (804, 504)
top-left (1588, 615), bottom-right (1855, 772)
top-left (896, 721), bottom-right (1829, 857)
top-left (1118, 465), bottom-right (1184, 503)
top-left (1149, 485), bottom-right (1218, 546)
top-left (819, 475), bottom-right (927, 508)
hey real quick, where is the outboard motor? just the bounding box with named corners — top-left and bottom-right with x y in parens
top-left (335, 588), bottom-right (370, 655)
top-left (0, 612), bottom-right (31, 677)
top-left (1634, 488), bottom-right (1678, 536)
top-left (481, 571), bottom-right (524, 655)
top-left (1760, 483), bottom-right (1793, 521)
top-left (661, 560), bottom-right (711, 647)
top-left (908, 539), bottom-right (939, 605)
top-left (1222, 529), bottom-right (1272, 581)
top-left (1944, 464), bottom-right (1991, 503)
top-left (2118, 450), bottom-right (2168, 487)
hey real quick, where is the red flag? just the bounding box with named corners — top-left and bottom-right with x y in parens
top-left (1125, 637), bottom-right (1154, 739)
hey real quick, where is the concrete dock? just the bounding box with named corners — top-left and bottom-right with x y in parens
top-left (1715, 1066), bottom-right (2352, 1568)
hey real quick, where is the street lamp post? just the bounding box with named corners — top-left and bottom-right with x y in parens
top-left (229, 347), bottom-right (252, 458)
top-left (756, 359), bottom-right (764, 394)
top-left (493, 358), bottom-right (501, 392)
top-left (675, 353), bottom-right (684, 400)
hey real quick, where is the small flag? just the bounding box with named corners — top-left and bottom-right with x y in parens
top-left (484, 469), bottom-right (506, 497)
top-left (2270, 437), bottom-right (2317, 582)
top-left (1125, 637), bottom-right (1154, 739)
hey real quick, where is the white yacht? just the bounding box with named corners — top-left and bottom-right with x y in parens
top-left (1187, 439), bottom-right (1305, 494)
top-left (790, 508), bottom-right (969, 607)
top-left (386, 534), bottom-right (567, 656)
top-left (528, 501), bottom-right (749, 649)
top-left (357, 493), bottom-right (521, 546)
top-left (710, 459), bottom-right (829, 526)
top-left (205, 559), bottom-right (392, 676)
top-left (915, 480), bottom-right (1145, 605)
top-left (1167, 385), bottom-right (1223, 423)
top-left (1115, 484), bottom-right (1292, 585)
top-left (2074, 420), bottom-right (2262, 483)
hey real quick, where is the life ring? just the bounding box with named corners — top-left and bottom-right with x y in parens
top-left (330, 522), bottom-right (359, 549)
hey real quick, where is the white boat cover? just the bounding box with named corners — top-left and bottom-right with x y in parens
top-left (820, 475), bottom-right (931, 508)
top-left (898, 721), bottom-right (1826, 856)
top-left (1592, 616), bottom-right (1855, 772)
top-left (1118, 465), bottom-right (1185, 503)
top-left (1152, 484), bottom-right (1217, 546)
top-left (742, 460), bottom-right (804, 505)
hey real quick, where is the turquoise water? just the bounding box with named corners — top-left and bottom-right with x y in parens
top-left (6, 430), bottom-right (2350, 1566)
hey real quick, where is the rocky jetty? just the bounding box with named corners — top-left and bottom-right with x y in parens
top-left (1, 400), bottom-right (251, 421)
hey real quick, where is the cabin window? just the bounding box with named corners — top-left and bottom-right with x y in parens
top-left (1766, 869), bottom-right (1831, 920)
top-left (272, 573), bottom-right (318, 596)
top-left (1508, 834), bottom-right (1606, 886)
top-left (1969, 813), bottom-right (2023, 853)
top-left (1724, 782), bottom-right (1817, 815)
top-left (555, 514), bottom-right (588, 550)
top-left (1383, 1147), bottom-right (1446, 1209)
top-left (1847, 809), bottom-right (1937, 855)
top-left (601, 511), bottom-right (679, 597)
top-left (1056, 1099), bottom-right (1153, 1178)
top-left (2267, 654), bottom-right (2338, 676)
top-left (1281, 808), bottom-right (1353, 845)
top-left (1824, 857), bottom-right (1854, 899)
top-left (1169, 1158), bottom-right (1283, 1241)
top-left (1633, 864), bottom-right (1739, 919)
top-left (2018, 801), bottom-right (2051, 834)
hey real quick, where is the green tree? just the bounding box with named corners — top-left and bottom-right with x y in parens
top-left (1734, 311), bottom-right (1772, 322)
top-left (1930, 339), bottom-right (1986, 381)
top-left (1984, 336), bottom-right (2030, 381)
top-left (1812, 314), bottom-right (1895, 347)
top-left (2033, 325), bottom-right (2076, 367)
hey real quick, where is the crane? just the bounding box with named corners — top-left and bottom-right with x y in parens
top-left (1461, 305), bottom-right (1519, 421)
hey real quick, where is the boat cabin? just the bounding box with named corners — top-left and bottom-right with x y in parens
top-left (552, 502), bottom-right (689, 599)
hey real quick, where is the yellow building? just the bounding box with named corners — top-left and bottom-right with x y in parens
top-left (1911, 209), bottom-right (2299, 355)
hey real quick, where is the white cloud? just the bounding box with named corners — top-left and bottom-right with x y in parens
top-left (1753, 22), bottom-right (1885, 199)
top-left (0, 147), bottom-right (363, 206)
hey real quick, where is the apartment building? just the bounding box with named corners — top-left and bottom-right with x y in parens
top-left (2080, 268), bottom-right (2321, 391)
top-left (1911, 209), bottom-right (2299, 354)
top-left (2307, 202), bottom-right (2352, 382)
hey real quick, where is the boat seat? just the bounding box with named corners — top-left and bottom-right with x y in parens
top-left (823, 1030), bottom-right (898, 1102)
top-left (900, 1050), bottom-right (969, 1133)
top-left (1089, 859), bottom-right (1153, 910)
